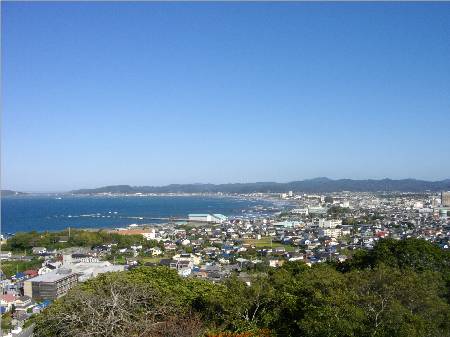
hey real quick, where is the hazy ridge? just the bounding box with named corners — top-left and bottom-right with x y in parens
top-left (69, 178), bottom-right (450, 194)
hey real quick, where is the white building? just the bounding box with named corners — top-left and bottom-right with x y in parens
top-left (188, 214), bottom-right (227, 223)
top-left (61, 254), bottom-right (125, 282)
top-left (149, 247), bottom-right (162, 256)
top-left (290, 208), bottom-right (309, 215)
top-left (172, 253), bottom-right (202, 266)
top-left (413, 202), bottom-right (424, 209)
top-left (31, 247), bottom-right (47, 255)
top-left (319, 227), bottom-right (343, 238)
top-left (141, 228), bottom-right (156, 240)
top-left (318, 219), bottom-right (342, 228)
top-left (308, 206), bottom-right (328, 215)
top-left (0, 251), bottom-right (12, 260)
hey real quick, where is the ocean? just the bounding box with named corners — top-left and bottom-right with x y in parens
top-left (1, 195), bottom-right (276, 234)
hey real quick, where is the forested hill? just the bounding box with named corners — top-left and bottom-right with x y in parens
top-left (1, 189), bottom-right (28, 197)
top-left (71, 178), bottom-right (450, 194)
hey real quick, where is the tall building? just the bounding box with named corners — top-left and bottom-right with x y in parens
top-left (442, 191), bottom-right (450, 207)
top-left (23, 268), bottom-right (78, 300)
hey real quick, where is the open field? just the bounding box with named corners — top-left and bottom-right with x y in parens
top-left (243, 237), bottom-right (295, 252)
top-left (0, 259), bottom-right (43, 277)
top-left (139, 256), bottom-right (164, 264)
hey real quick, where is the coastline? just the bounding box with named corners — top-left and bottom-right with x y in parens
top-left (1, 194), bottom-right (288, 235)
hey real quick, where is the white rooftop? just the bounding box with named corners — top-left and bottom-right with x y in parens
top-left (28, 269), bottom-right (75, 283)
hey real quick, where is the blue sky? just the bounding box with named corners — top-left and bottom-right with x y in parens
top-left (2, 2), bottom-right (450, 192)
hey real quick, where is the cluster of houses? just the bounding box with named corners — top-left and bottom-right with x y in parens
top-left (0, 247), bottom-right (127, 335)
top-left (103, 192), bottom-right (449, 280)
top-left (123, 193), bottom-right (449, 279)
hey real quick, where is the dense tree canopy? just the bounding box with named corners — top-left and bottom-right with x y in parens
top-left (339, 238), bottom-right (450, 273)
top-left (4, 230), bottom-right (149, 252)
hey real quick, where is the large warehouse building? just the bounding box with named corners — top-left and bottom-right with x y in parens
top-left (188, 214), bottom-right (227, 223)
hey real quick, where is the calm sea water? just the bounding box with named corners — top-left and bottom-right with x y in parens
top-left (1, 195), bottom-right (272, 234)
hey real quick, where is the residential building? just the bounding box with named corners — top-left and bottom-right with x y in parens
top-left (23, 268), bottom-right (78, 300)
top-left (31, 247), bottom-right (47, 255)
top-left (0, 251), bottom-right (12, 260)
top-left (441, 191), bottom-right (450, 207)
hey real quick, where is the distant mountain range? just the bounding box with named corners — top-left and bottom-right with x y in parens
top-left (1, 189), bottom-right (28, 197)
top-left (70, 178), bottom-right (450, 194)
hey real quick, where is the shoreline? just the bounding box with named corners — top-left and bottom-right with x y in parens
top-left (1, 194), bottom-right (290, 235)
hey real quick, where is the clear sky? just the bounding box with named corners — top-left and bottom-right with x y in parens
top-left (2, 2), bottom-right (450, 192)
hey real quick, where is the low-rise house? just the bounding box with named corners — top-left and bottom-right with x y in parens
top-left (181, 239), bottom-right (191, 246)
top-left (164, 242), bottom-right (177, 251)
top-left (269, 259), bottom-right (284, 268)
top-left (289, 255), bottom-right (305, 262)
top-left (38, 265), bottom-right (53, 275)
top-left (318, 227), bottom-right (342, 238)
top-left (0, 294), bottom-right (16, 313)
top-left (192, 270), bottom-right (208, 279)
top-left (178, 267), bottom-right (192, 277)
top-left (32, 247), bottom-right (47, 255)
top-left (32, 300), bottom-right (51, 314)
top-left (126, 259), bottom-right (138, 266)
top-left (14, 296), bottom-right (34, 312)
top-left (69, 253), bottom-right (99, 263)
top-left (45, 261), bottom-right (63, 270)
top-left (12, 272), bottom-right (26, 282)
top-left (172, 253), bottom-right (201, 265)
top-left (0, 251), bottom-right (12, 260)
top-left (24, 270), bottom-right (38, 278)
top-left (14, 309), bottom-right (30, 323)
top-left (273, 247), bottom-right (286, 254)
top-left (337, 254), bottom-right (348, 262)
top-left (131, 245), bottom-right (143, 251)
top-left (148, 247), bottom-right (163, 256)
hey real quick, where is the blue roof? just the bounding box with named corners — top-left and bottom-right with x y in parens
top-left (37, 300), bottom-right (51, 309)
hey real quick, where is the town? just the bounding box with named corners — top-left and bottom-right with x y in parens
top-left (1, 190), bottom-right (449, 336)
